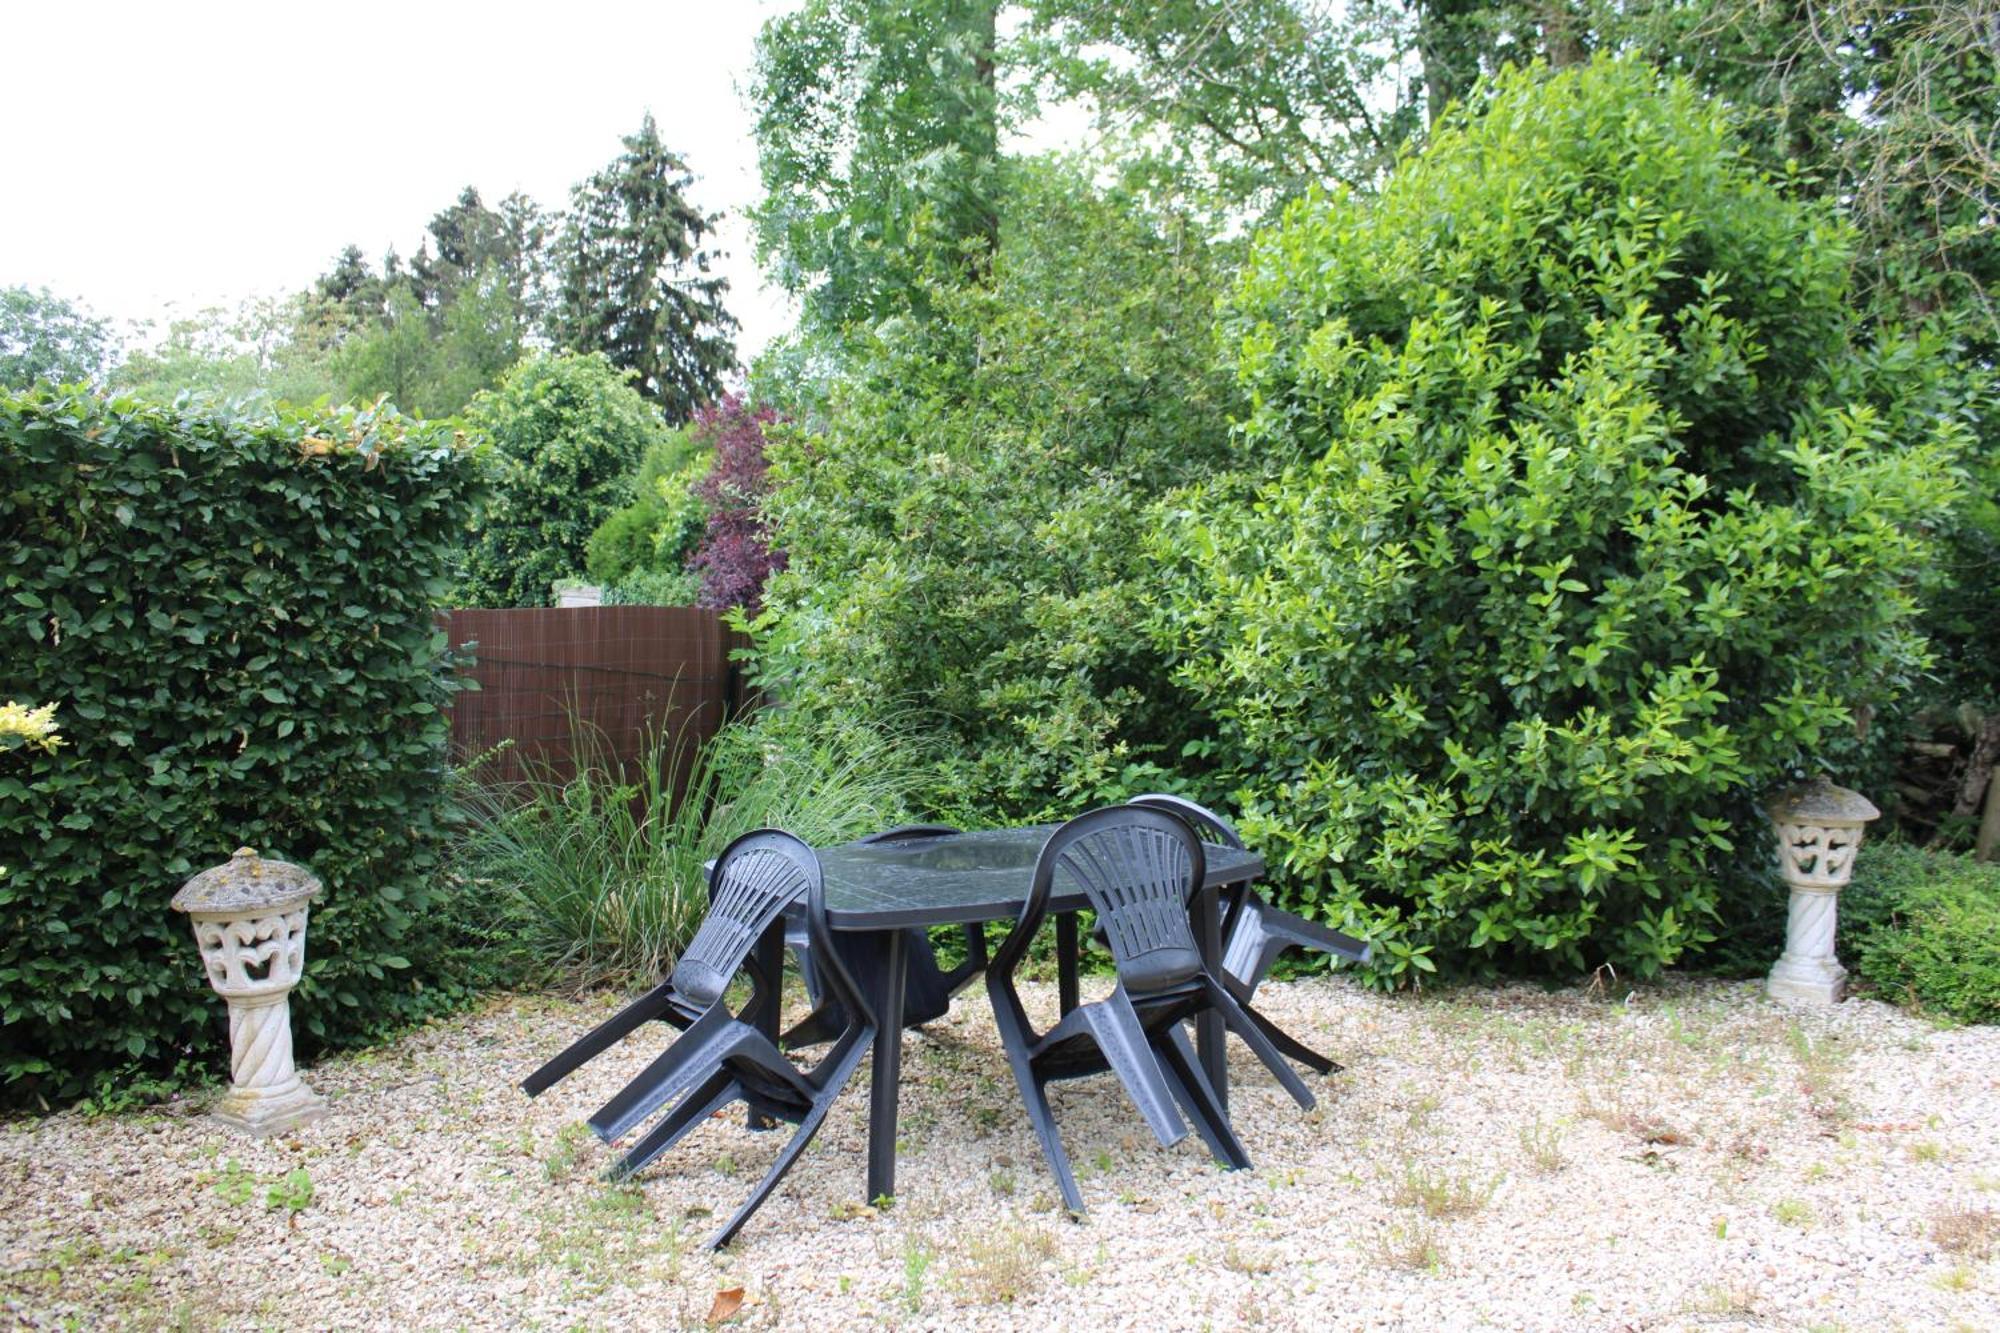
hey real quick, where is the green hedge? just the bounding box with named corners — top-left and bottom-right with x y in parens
top-left (1, 388), bottom-right (486, 1101)
top-left (1845, 844), bottom-right (2000, 1024)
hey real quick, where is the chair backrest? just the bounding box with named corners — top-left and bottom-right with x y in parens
top-left (672, 830), bottom-right (820, 1006)
top-left (1127, 794), bottom-right (1244, 850)
top-left (856, 824), bottom-right (962, 845)
top-left (1036, 806), bottom-right (1207, 994)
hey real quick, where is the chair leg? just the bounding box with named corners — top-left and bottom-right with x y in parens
top-left (590, 1008), bottom-right (743, 1143)
top-left (1019, 1070), bottom-right (1087, 1216)
top-left (780, 1000), bottom-right (847, 1050)
top-left (608, 1070), bottom-right (741, 1181)
top-left (1201, 978), bottom-right (1317, 1112)
top-left (1246, 1005), bottom-right (1339, 1076)
top-left (990, 1002), bottom-right (1086, 1215)
top-left (1083, 990), bottom-right (1187, 1149)
top-left (708, 1033), bottom-right (873, 1249)
top-left (1268, 911), bottom-right (1371, 966)
top-left (1156, 1024), bottom-right (1251, 1171)
top-left (521, 978), bottom-right (683, 1098)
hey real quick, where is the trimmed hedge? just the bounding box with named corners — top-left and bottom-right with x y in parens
top-left (1, 388), bottom-right (486, 1101)
top-left (1844, 844), bottom-right (2000, 1024)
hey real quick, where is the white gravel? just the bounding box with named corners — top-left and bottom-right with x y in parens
top-left (2, 975), bottom-right (1996, 1331)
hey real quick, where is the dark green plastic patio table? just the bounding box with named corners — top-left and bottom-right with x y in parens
top-left (746, 824), bottom-right (1265, 1202)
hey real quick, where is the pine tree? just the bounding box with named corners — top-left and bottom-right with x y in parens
top-left (553, 115), bottom-right (736, 421)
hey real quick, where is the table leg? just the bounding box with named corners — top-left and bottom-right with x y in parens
top-left (1196, 882), bottom-right (1227, 1114)
top-left (866, 929), bottom-right (908, 1203)
top-left (1056, 912), bottom-right (1080, 1015)
top-left (747, 921), bottom-right (786, 1129)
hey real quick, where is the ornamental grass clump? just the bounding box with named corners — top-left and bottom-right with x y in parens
top-left (458, 716), bottom-right (917, 988)
top-left (1153, 58), bottom-right (1966, 986)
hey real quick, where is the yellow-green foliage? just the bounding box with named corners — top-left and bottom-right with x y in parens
top-left (0, 701), bottom-right (61, 754)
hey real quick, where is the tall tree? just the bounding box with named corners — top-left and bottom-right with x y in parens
top-left (553, 115), bottom-right (736, 421)
top-left (113, 295), bottom-right (342, 406)
top-left (1026, 0), bottom-right (1422, 203)
top-left (409, 186), bottom-right (551, 330)
top-left (0, 286), bottom-right (112, 389)
top-left (752, 0), bottom-right (1005, 331)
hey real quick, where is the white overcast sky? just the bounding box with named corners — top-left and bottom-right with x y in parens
top-left (1, 0), bottom-right (800, 362)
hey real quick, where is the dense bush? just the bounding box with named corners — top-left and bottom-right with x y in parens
top-left (460, 352), bottom-right (669, 607)
top-left (1153, 59), bottom-right (1966, 986)
top-left (1844, 844), bottom-right (2000, 1024)
top-left (0, 388), bottom-right (486, 1101)
top-left (585, 425), bottom-right (712, 604)
top-left (751, 159), bottom-right (1239, 818)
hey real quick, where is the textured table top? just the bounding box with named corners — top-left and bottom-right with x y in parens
top-left (814, 824), bottom-right (1263, 930)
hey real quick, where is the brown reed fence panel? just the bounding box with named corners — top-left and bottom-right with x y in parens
top-left (440, 606), bottom-right (753, 793)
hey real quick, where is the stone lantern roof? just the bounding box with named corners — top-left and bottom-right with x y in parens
top-left (1765, 777), bottom-right (1881, 827)
top-left (171, 848), bottom-right (322, 916)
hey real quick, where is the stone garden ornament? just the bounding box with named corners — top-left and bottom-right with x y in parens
top-left (1764, 778), bottom-right (1881, 1005)
top-left (172, 848), bottom-right (327, 1135)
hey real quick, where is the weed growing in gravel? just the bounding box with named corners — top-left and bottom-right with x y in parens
top-left (1933, 1264), bottom-right (1976, 1292)
top-left (1694, 1281), bottom-right (1761, 1317)
top-left (1222, 1241), bottom-right (1279, 1275)
top-left (989, 1169), bottom-right (1015, 1197)
top-left (1772, 1199), bottom-right (1815, 1228)
top-left (954, 1222), bottom-right (1058, 1305)
top-left (210, 1159), bottom-right (255, 1207)
top-left (901, 1237), bottom-right (934, 1313)
top-left (1908, 1140), bottom-right (1945, 1163)
top-left (265, 1170), bottom-right (313, 1216)
top-left (544, 1123), bottom-right (591, 1182)
top-left (1364, 1217), bottom-right (1446, 1272)
top-left (1585, 1100), bottom-right (1691, 1147)
top-left (1393, 1165), bottom-right (1498, 1218)
top-left (1785, 1023), bottom-right (1852, 1126)
top-left (1930, 1206), bottom-right (1997, 1259)
top-left (1519, 1116), bottom-right (1567, 1174)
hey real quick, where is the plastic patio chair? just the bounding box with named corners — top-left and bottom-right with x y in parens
top-left (984, 805), bottom-right (1316, 1214)
top-left (779, 824), bottom-right (988, 1049)
top-left (520, 829), bottom-right (875, 1249)
top-left (1128, 794), bottom-right (1371, 1075)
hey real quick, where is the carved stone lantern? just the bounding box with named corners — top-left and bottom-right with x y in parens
top-left (1765, 778), bottom-right (1880, 1005)
top-left (172, 848), bottom-right (326, 1135)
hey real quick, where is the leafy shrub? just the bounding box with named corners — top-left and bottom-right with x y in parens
top-left (601, 566), bottom-right (706, 607)
top-left (1153, 59), bottom-right (1966, 986)
top-left (750, 158), bottom-right (1239, 820)
top-left (1843, 844), bottom-right (2000, 1024)
top-left (0, 388), bottom-right (486, 1102)
top-left (460, 352), bottom-right (669, 607)
top-left (585, 500), bottom-right (667, 585)
top-left (585, 425), bottom-right (713, 602)
top-left (459, 715), bottom-right (918, 987)
top-left (687, 394), bottom-right (786, 611)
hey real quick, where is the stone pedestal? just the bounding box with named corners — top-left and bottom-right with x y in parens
top-left (173, 849), bottom-right (326, 1136)
top-left (1767, 882), bottom-right (1848, 1004)
top-left (1764, 779), bottom-right (1879, 1007)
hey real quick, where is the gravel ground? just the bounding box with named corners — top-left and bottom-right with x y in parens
top-left (2, 975), bottom-right (1997, 1332)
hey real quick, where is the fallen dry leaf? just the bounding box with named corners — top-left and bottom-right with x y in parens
top-left (707, 1287), bottom-right (744, 1325)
